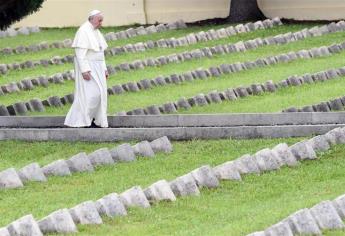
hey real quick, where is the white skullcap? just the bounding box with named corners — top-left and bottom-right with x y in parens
top-left (89, 10), bottom-right (101, 18)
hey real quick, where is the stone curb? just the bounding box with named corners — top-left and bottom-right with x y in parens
top-left (2, 112), bottom-right (345, 128)
top-left (0, 136), bottom-right (172, 190)
top-left (2, 125), bottom-right (344, 235)
top-left (0, 124), bottom-right (344, 142)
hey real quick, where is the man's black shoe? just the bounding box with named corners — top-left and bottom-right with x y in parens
top-left (89, 120), bottom-right (101, 128)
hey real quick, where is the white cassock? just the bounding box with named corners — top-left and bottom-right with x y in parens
top-left (64, 21), bottom-right (109, 127)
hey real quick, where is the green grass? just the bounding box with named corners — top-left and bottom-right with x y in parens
top-left (0, 24), bottom-right (313, 83)
top-left (2, 138), bottom-right (345, 236)
top-left (0, 24), bottom-right (308, 64)
top-left (2, 28), bottom-right (345, 107)
top-left (2, 22), bottom-right (345, 236)
top-left (8, 50), bottom-right (345, 115)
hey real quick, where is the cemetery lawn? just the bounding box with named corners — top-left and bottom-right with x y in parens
top-left (1, 139), bottom-right (345, 235)
top-left (1, 24), bottom-right (345, 114)
top-left (2, 21), bottom-right (345, 236)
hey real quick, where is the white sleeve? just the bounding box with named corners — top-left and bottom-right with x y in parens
top-left (75, 48), bottom-right (91, 73)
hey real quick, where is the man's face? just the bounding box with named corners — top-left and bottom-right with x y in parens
top-left (91, 14), bottom-right (103, 29)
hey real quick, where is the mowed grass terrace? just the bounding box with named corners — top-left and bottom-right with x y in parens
top-left (1, 20), bottom-right (345, 236)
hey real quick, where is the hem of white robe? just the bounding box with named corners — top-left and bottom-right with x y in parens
top-left (64, 121), bottom-right (108, 128)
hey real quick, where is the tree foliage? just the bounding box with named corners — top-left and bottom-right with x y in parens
top-left (0, 0), bottom-right (45, 30)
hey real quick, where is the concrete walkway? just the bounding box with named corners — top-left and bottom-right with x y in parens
top-left (1, 113), bottom-right (344, 141)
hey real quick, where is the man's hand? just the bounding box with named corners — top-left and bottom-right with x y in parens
top-left (82, 71), bottom-right (91, 81)
top-left (105, 70), bottom-right (109, 80)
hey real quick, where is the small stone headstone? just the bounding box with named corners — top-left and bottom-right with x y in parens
top-left (95, 193), bottom-right (127, 217)
top-left (170, 74), bottom-right (180, 84)
top-left (190, 165), bottom-right (219, 189)
top-left (272, 143), bottom-right (299, 167)
top-left (132, 141), bottom-right (155, 157)
top-left (234, 87), bottom-right (249, 98)
top-left (219, 64), bottom-right (231, 74)
top-left (250, 84), bottom-right (264, 95)
top-left (145, 105), bottom-right (161, 115)
top-left (207, 91), bottom-right (222, 103)
top-left (162, 102), bottom-right (177, 113)
top-left (42, 160), bottom-right (71, 177)
top-left (144, 179), bottom-right (176, 203)
top-left (234, 41), bottom-right (246, 52)
top-left (283, 208), bottom-right (321, 235)
top-left (315, 102), bottom-right (331, 112)
top-left (66, 152), bottom-right (94, 173)
top-left (18, 162), bottom-right (47, 183)
top-left (209, 67), bottom-right (221, 77)
top-left (150, 136), bottom-right (173, 153)
top-left (126, 82), bottom-right (140, 92)
top-left (333, 194), bottom-right (345, 219)
top-left (0, 105), bottom-right (10, 116)
top-left (264, 222), bottom-right (293, 236)
top-left (120, 186), bottom-right (151, 208)
top-left (194, 94), bottom-right (208, 106)
top-left (289, 141), bottom-right (317, 160)
top-left (48, 96), bottom-right (63, 107)
top-left (307, 135), bottom-right (330, 152)
top-left (254, 148), bottom-right (280, 171)
top-left (310, 200), bottom-right (345, 230)
top-left (138, 79), bottom-right (152, 90)
top-left (329, 98), bottom-right (344, 111)
top-left (169, 173), bottom-right (200, 197)
top-left (233, 154), bottom-right (260, 174)
top-left (69, 201), bottom-right (103, 225)
top-left (213, 161), bottom-right (242, 181)
top-left (110, 143), bottom-right (136, 162)
top-left (38, 209), bottom-right (77, 234)
top-left (224, 88), bottom-right (237, 100)
top-left (0, 168), bottom-right (24, 189)
top-left (177, 98), bottom-right (191, 110)
top-left (0, 227), bottom-right (9, 236)
top-left (153, 76), bottom-right (166, 86)
top-left (88, 148), bottom-right (114, 167)
top-left (7, 214), bottom-right (43, 236)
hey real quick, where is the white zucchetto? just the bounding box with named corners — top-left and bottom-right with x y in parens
top-left (89, 10), bottom-right (101, 18)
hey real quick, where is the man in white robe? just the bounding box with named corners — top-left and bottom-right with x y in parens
top-left (64, 10), bottom-right (109, 128)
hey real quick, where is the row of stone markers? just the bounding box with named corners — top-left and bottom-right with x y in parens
top-left (0, 70), bottom-right (75, 95)
top-left (0, 26), bottom-right (40, 38)
top-left (0, 20), bottom-right (282, 74)
top-left (119, 66), bottom-right (345, 116)
top-left (1, 125), bottom-right (344, 235)
top-left (0, 19), bottom-right (337, 93)
top-left (104, 18), bottom-right (281, 57)
top-left (0, 136), bottom-right (172, 190)
top-left (0, 17), bottom-right (281, 57)
top-left (247, 194), bottom-right (345, 235)
top-left (283, 95), bottom-right (345, 113)
top-left (1, 41), bottom-right (344, 117)
top-left (0, 20), bottom-right (186, 55)
top-left (5, 18), bottom-right (344, 76)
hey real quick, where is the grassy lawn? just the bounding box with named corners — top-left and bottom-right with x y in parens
top-left (1, 21), bottom-right (345, 236)
top-left (1, 138), bottom-right (345, 235)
